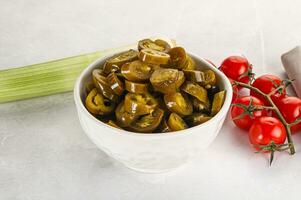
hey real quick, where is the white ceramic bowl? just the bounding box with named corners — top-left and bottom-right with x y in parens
top-left (74, 53), bottom-right (232, 173)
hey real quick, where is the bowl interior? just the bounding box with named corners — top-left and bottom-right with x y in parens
top-left (75, 52), bottom-right (232, 135)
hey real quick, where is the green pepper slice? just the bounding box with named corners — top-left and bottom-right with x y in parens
top-left (103, 49), bottom-right (138, 74)
top-left (139, 49), bottom-right (170, 65)
top-left (183, 70), bottom-right (205, 82)
top-left (128, 108), bottom-right (164, 133)
top-left (124, 93), bottom-right (158, 115)
top-left (167, 113), bottom-right (188, 131)
top-left (168, 47), bottom-right (187, 69)
top-left (125, 80), bottom-right (149, 94)
top-left (115, 101), bottom-right (139, 127)
top-left (150, 68), bottom-right (185, 94)
top-left (92, 69), bottom-right (119, 102)
top-left (192, 97), bottom-right (210, 114)
top-left (85, 88), bottom-right (115, 115)
top-left (211, 90), bottom-right (226, 116)
top-left (164, 92), bottom-right (193, 116)
top-left (181, 81), bottom-right (208, 103)
top-left (107, 72), bottom-right (124, 95)
top-left (138, 38), bottom-right (171, 52)
top-left (84, 81), bottom-right (95, 96)
top-left (183, 55), bottom-right (196, 70)
top-left (157, 116), bottom-right (172, 133)
top-left (185, 113), bottom-right (212, 126)
top-left (121, 60), bottom-right (152, 81)
top-left (154, 39), bottom-right (171, 52)
top-left (155, 96), bottom-right (170, 113)
top-left (202, 70), bottom-right (217, 87)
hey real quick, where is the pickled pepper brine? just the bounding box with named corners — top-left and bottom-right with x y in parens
top-left (84, 38), bottom-right (226, 133)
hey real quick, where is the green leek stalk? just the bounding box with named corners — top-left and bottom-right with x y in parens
top-left (0, 45), bottom-right (134, 103)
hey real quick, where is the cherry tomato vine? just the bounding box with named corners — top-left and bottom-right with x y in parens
top-left (231, 80), bottom-right (301, 164)
top-left (220, 55), bottom-right (301, 165)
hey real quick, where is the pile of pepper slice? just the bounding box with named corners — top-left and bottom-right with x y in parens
top-left (84, 39), bottom-right (226, 133)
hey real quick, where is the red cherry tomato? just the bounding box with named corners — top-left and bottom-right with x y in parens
top-left (220, 56), bottom-right (252, 85)
top-left (276, 96), bottom-right (301, 133)
top-left (251, 75), bottom-right (286, 105)
top-left (229, 78), bottom-right (239, 103)
top-left (231, 96), bottom-right (268, 130)
top-left (249, 116), bottom-right (286, 147)
top-left (238, 76), bottom-right (251, 85)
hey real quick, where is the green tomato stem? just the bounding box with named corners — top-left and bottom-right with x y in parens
top-left (289, 117), bottom-right (301, 128)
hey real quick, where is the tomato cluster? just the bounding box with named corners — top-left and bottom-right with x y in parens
top-left (219, 56), bottom-right (301, 153)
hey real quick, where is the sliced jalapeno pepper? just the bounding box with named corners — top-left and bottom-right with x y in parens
top-left (192, 98), bottom-right (210, 114)
top-left (158, 116), bottom-right (172, 133)
top-left (150, 68), bottom-right (185, 94)
top-left (183, 70), bottom-right (205, 82)
top-left (185, 113), bottom-right (212, 126)
top-left (139, 49), bottom-right (170, 65)
top-left (125, 80), bottom-right (149, 94)
top-left (85, 80), bottom-right (95, 96)
top-left (211, 90), bottom-right (226, 116)
top-left (92, 69), bottom-right (119, 102)
top-left (107, 120), bottom-right (121, 129)
top-left (138, 39), bottom-right (171, 52)
top-left (202, 69), bottom-right (217, 87)
top-left (85, 88), bottom-right (115, 115)
top-left (168, 47), bottom-right (187, 69)
top-left (181, 81), bottom-right (208, 103)
top-left (103, 49), bottom-right (138, 74)
top-left (127, 108), bottom-right (164, 133)
top-left (115, 101), bottom-right (139, 127)
top-left (107, 72), bottom-right (124, 95)
top-left (154, 39), bottom-right (171, 52)
top-left (155, 97), bottom-right (169, 113)
top-left (183, 55), bottom-right (196, 70)
top-left (149, 64), bottom-right (161, 71)
top-left (121, 60), bottom-right (152, 81)
top-left (124, 93), bottom-right (158, 115)
top-left (167, 113), bottom-right (188, 131)
top-left (164, 92), bottom-right (193, 116)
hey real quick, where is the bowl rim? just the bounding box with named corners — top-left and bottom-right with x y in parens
top-left (74, 51), bottom-right (233, 138)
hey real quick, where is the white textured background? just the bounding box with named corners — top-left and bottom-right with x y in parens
top-left (1, 0), bottom-right (301, 199)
